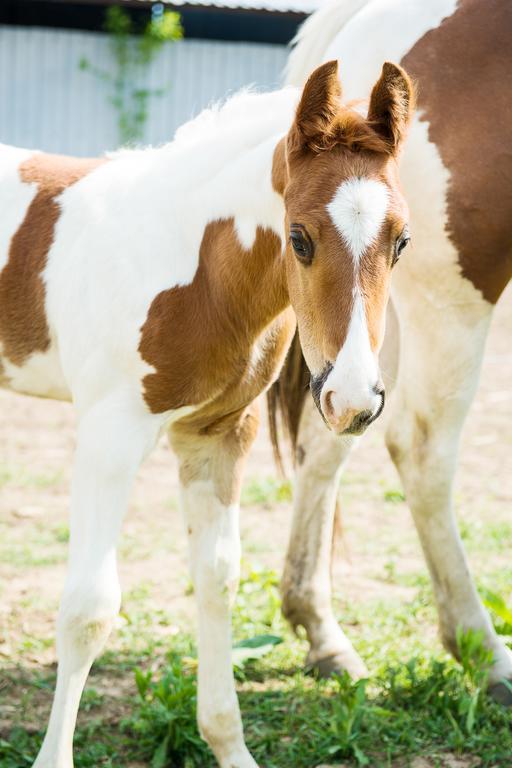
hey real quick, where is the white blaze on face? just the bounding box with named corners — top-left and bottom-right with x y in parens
top-left (321, 177), bottom-right (389, 429)
top-left (322, 293), bottom-right (381, 426)
top-left (327, 177), bottom-right (389, 264)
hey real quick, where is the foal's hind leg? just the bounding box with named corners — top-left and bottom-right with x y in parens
top-left (34, 393), bottom-right (160, 767)
top-left (170, 407), bottom-right (259, 768)
top-left (386, 292), bottom-right (512, 699)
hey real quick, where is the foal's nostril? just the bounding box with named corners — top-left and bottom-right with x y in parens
top-left (346, 387), bottom-right (385, 435)
top-left (349, 409), bottom-right (374, 433)
top-left (323, 390), bottom-right (336, 421)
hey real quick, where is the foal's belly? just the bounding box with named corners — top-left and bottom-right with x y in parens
top-left (0, 346), bottom-right (71, 402)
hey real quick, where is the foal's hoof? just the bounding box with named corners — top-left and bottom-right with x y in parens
top-left (306, 651), bottom-right (368, 681)
top-left (488, 679), bottom-right (512, 706)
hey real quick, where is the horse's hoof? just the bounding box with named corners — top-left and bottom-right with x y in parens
top-left (488, 679), bottom-right (512, 706)
top-left (306, 651), bottom-right (368, 681)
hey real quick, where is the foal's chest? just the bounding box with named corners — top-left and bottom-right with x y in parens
top-left (141, 306), bottom-right (296, 425)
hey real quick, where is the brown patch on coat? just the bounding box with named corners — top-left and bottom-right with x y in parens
top-left (402, 0), bottom-right (512, 304)
top-left (0, 152), bottom-right (105, 366)
top-left (139, 219), bottom-right (294, 417)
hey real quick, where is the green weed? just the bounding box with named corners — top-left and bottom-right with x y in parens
top-left (130, 653), bottom-right (208, 768)
top-left (241, 477), bottom-right (292, 507)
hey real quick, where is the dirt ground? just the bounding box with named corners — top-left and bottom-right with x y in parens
top-left (0, 285), bottom-right (511, 767)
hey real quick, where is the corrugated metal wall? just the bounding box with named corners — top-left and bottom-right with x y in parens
top-left (0, 26), bottom-right (288, 156)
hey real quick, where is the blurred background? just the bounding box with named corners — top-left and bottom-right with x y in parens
top-left (0, 0), bottom-right (320, 155)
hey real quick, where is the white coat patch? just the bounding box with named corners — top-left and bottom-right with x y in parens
top-left (327, 177), bottom-right (389, 263)
top-left (0, 145), bottom-right (39, 273)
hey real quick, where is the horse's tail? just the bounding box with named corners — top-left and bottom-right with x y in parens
top-left (267, 330), bottom-right (310, 472)
top-left (284, 0), bottom-right (374, 87)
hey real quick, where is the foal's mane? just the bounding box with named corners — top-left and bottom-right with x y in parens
top-left (307, 104), bottom-right (394, 155)
top-left (173, 87), bottom-right (299, 155)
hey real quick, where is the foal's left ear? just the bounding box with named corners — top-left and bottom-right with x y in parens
top-left (290, 60), bottom-right (342, 154)
top-left (367, 62), bottom-right (415, 152)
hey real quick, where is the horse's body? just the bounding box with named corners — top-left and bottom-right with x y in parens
top-left (1, 63), bottom-right (414, 766)
top-left (276, 0), bottom-right (512, 702)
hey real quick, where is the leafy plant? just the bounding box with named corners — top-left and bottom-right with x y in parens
top-left (131, 653), bottom-right (208, 768)
top-left (383, 487), bottom-right (405, 503)
top-left (80, 4), bottom-right (183, 145)
top-left (326, 673), bottom-right (372, 766)
top-left (233, 566), bottom-right (282, 636)
top-left (232, 634), bottom-right (283, 668)
top-left (482, 589), bottom-right (512, 636)
top-left (455, 627), bottom-right (493, 734)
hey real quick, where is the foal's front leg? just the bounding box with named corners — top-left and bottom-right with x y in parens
top-left (281, 394), bottom-right (367, 679)
top-left (34, 393), bottom-right (160, 768)
top-left (170, 409), bottom-right (259, 768)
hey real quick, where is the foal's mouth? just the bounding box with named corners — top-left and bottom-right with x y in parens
top-left (310, 371), bottom-right (385, 436)
top-left (342, 387), bottom-right (386, 436)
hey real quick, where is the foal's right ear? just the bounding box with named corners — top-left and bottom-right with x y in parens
top-left (289, 60), bottom-right (342, 154)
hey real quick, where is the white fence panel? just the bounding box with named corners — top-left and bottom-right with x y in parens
top-left (0, 26), bottom-right (288, 156)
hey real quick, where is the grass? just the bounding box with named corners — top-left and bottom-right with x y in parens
top-left (241, 477), bottom-right (292, 507)
top-left (1, 566), bottom-right (512, 768)
top-left (0, 462), bottom-right (63, 490)
top-left (2, 467), bottom-right (512, 767)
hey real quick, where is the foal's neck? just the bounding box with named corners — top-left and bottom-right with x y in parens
top-left (197, 134), bottom-right (290, 339)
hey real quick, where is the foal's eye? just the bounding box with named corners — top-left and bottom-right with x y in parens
top-left (290, 224), bottom-right (314, 265)
top-left (393, 227), bottom-right (410, 266)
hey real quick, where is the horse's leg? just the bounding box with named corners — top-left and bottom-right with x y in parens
top-left (280, 394), bottom-right (366, 678)
top-left (280, 303), bottom-right (400, 679)
top-left (170, 406), bottom-right (259, 768)
top-left (34, 394), bottom-right (160, 767)
top-left (386, 293), bottom-right (512, 701)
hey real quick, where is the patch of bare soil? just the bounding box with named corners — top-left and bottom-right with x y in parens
top-left (317, 757), bottom-right (482, 768)
top-left (0, 284), bottom-right (511, 760)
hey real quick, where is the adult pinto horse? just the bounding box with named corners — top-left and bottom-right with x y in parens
top-left (0, 61), bottom-right (413, 767)
top-left (271, 0), bottom-right (512, 704)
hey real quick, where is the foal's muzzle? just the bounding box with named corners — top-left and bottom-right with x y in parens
top-left (310, 366), bottom-right (385, 436)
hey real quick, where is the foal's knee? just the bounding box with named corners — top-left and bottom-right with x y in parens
top-left (196, 541), bottom-right (240, 612)
top-left (385, 410), bottom-right (455, 497)
top-left (57, 581), bottom-right (120, 664)
top-left (386, 409), bottom-right (431, 470)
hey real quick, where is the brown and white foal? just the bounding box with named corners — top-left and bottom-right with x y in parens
top-left (0, 61), bottom-right (413, 767)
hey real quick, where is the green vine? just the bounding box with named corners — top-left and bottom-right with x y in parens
top-left (80, 4), bottom-right (183, 145)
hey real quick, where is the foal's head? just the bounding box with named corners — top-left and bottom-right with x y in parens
top-left (276, 60), bottom-right (414, 435)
